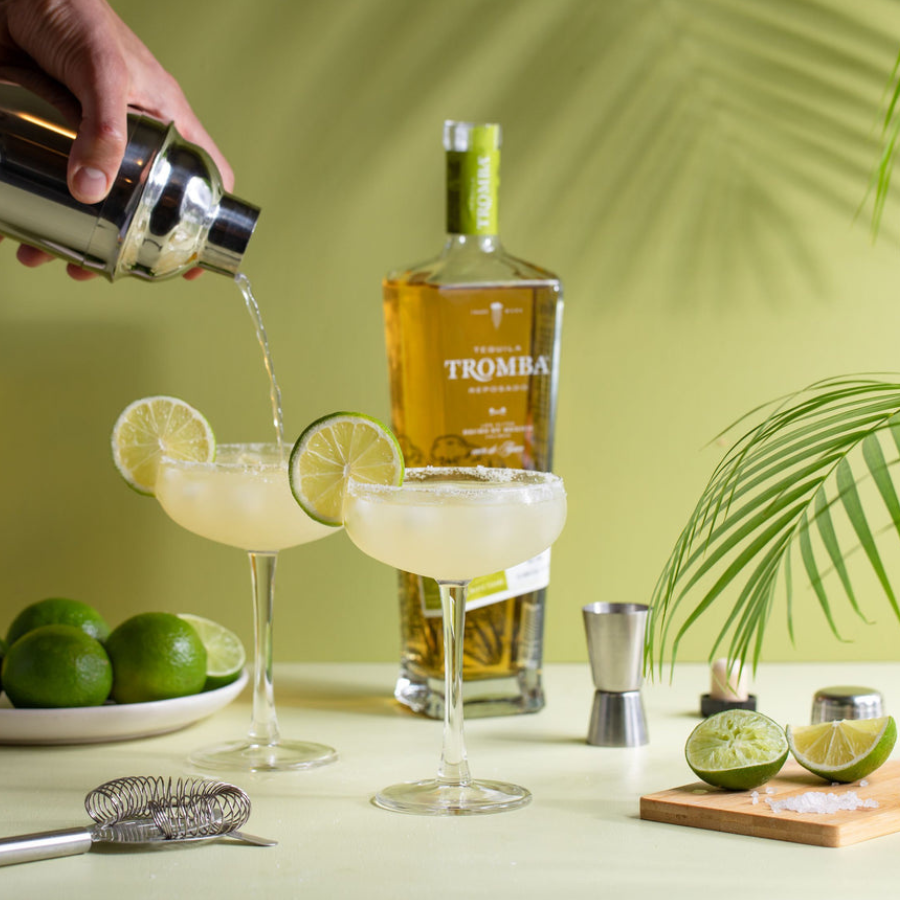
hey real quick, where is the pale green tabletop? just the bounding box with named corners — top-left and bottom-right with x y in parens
top-left (1, 662), bottom-right (899, 898)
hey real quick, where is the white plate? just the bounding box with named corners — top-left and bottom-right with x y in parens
top-left (0, 670), bottom-right (248, 745)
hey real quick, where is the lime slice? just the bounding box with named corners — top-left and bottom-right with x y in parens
top-left (111, 396), bottom-right (215, 496)
top-left (685, 709), bottom-right (789, 790)
top-left (288, 412), bottom-right (404, 526)
top-left (177, 614), bottom-right (246, 691)
top-left (787, 716), bottom-right (897, 783)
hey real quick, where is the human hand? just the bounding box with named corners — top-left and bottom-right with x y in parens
top-left (0, 0), bottom-right (233, 279)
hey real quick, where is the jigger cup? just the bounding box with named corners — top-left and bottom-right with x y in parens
top-left (582, 602), bottom-right (649, 747)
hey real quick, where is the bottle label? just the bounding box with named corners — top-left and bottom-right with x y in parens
top-left (417, 550), bottom-right (552, 616)
top-left (390, 283), bottom-right (557, 469)
top-left (446, 126), bottom-right (500, 235)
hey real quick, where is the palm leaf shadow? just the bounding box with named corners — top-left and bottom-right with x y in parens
top-left (510, 0), bottom-right (900, 305)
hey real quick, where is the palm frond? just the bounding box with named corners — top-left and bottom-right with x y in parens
top-left (870, 48), bottom-right (900, 236)
top-left (647, 377), bottom-right (900, 677)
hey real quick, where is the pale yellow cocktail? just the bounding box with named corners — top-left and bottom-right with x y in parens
top-left (157, 443), bottom-right (333, 552)
top-left (344, 468), bottom-right (566, 581)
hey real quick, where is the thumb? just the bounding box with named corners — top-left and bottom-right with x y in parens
top-left (66, 72), bottom-right (129, 204)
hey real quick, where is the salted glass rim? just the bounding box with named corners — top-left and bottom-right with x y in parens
top-left (159, 442), bottom-right (286, 471)
top-left (346, 466), bottom-right (565, 503)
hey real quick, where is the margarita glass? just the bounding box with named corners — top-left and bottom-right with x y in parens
top-left (344, 466), bottom-right (567, 815)
top-left (156, 442), bottom-right (338, 772)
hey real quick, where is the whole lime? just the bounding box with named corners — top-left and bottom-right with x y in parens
top-left (6, 598), bottom-right (111, 646)
top-left (105, 612), bottom-right (207, 703)
top-left (1, 625), bottom-right (112, 708)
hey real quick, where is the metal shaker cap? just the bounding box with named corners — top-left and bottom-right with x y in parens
top-left (199, 195), bottom-right (261, 277)
top-left (811, 685), bottom-right (883, 723)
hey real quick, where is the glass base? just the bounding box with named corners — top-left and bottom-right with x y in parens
top-left (188, 738), bottom-right (338, 773)
top-left (373, 778), bottom-right (531, 816)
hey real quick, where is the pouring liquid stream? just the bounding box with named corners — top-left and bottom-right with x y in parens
top-left (235, 273), bottom-right (285, 455)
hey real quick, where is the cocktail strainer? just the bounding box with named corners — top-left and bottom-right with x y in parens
top-left (0, 775), bottom-right (275, 867)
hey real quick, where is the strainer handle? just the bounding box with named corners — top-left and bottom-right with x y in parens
top-left (0, 827), bottom-right (93, 866)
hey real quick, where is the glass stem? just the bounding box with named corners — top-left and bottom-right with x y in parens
top-left (437, 580), bottom-right (472, 786)
top-left (247, 551), bottom-right (281, 746)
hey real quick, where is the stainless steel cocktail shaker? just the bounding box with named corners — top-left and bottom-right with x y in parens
top-left (0, 85), bottom-right (259, 281)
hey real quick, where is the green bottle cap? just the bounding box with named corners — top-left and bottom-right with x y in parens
top-left (444, 121), bottom-right (501, 235)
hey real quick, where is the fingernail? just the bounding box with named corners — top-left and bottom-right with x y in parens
top-left (73, 166), bottom-right (110, 203)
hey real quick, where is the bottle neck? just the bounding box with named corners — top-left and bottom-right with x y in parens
top-left (441, 234), bottom-right (503, 254)
top-left (445, 143), bottom-right (500, 237)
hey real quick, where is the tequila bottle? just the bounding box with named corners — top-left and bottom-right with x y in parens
top-left (382, 121), bottom-right (564, 718)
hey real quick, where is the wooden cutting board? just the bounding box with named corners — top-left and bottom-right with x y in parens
top-left (640, 759), bottom-right (900, 847)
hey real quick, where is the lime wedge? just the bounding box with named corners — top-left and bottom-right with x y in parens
top-left (288, 412), bottom-right (403, 526)
top-left (177, 614), bottom-right (246, 692)
top-left (111, 396), bottom-right (215, 496)
top-left (787, 716), bottom-right (897, 783)
top-left (685, 709), bottom-right (789, 790)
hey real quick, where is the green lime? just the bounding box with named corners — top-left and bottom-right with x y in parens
top-left (177, 614), bottom-right (246, 691)
top-left (787, 716), bottom-right (897, 783)
top-left (1, 625), bottom-right (112, 708)
top-left (0, 636), bottom-right (6, 693)
top-left (111, 395), bottom-right (215, 496)
top-left (289, 412), bottom-right (404, 526)
top-left (685, 709), bottom-right (789, 790)
top-left (6, 598), bottom-right (110, 646)
top-left (105, 612), bottom-right (207, 703)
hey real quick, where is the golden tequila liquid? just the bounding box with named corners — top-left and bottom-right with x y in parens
top-left (383, 276), bottom-right (562, 716)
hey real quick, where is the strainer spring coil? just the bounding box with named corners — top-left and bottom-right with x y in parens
top-left (85, 775), bottom-right (251, 837)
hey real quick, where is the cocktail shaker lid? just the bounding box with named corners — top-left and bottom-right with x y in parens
top-left (199, 194), bottom-right (260, 276)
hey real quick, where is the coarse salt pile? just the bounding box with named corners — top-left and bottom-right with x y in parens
top-left (764, 791), bottom-right (879, 814)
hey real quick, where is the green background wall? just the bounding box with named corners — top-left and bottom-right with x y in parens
top-left (3, 0), bottom-right (900, 668)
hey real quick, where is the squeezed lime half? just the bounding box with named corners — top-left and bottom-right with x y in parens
top-left (685, 709), bottom-right (789, 790)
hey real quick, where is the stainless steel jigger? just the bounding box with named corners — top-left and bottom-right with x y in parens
top-left (583, 602), bottom-right (649, 747)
